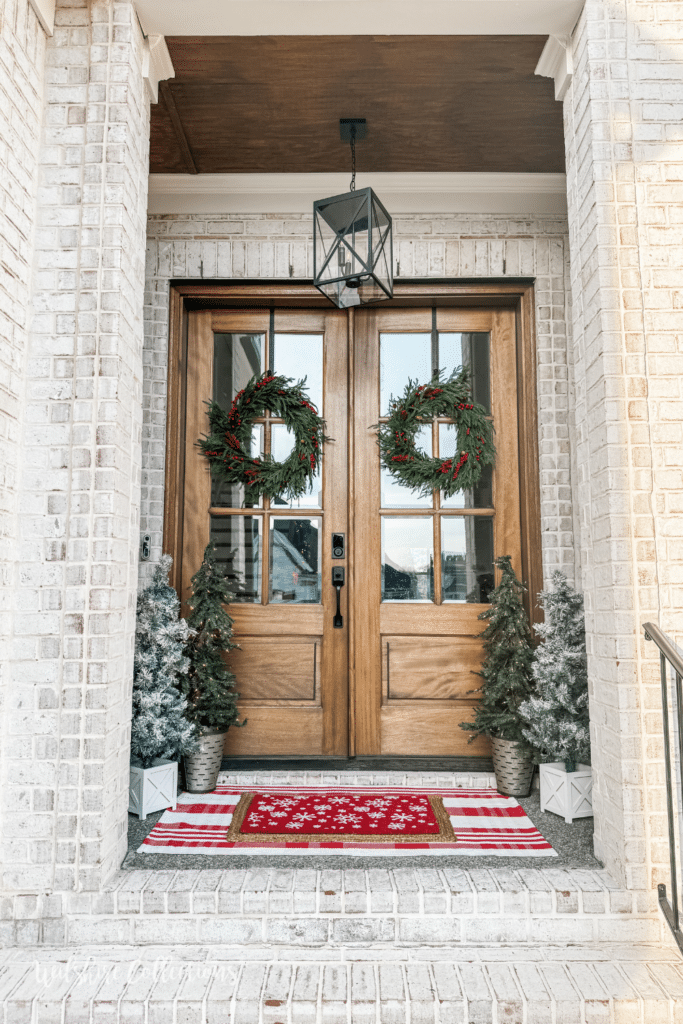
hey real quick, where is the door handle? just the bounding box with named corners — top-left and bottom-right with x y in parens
top-left (332, 567), bottom-right (345, 628)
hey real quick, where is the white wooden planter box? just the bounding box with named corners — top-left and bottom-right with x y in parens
top-left (539, 762), bottom-right (592, 823)
top-left (129, 759), bottom-right (178, 820)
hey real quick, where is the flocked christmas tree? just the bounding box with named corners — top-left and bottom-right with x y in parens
top-left (519, 571), bottom-right (590, 772)
top-left (131, 555), bottom-right (198, 768)
top-left (180, 542), bottom-right (245, 733)
top-left (460, 554), bottom-right (535, 744)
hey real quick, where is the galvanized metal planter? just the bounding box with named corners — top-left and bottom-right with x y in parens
top-left (491, 737), bottom-right (534, 797)
top-left (183, 729), bottom-right (226, 794)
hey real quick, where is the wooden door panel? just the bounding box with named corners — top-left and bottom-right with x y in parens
top-left (382, 636), bottom-right (483, 701)
top-left (380, 603), bottom-right (484, 634)
top-left (228, 637), bottom-right (321, 703)
top-left (230, 605), bottom-right (324, 634)
top-left (381, 706), bottom-right (491, 756)
top-left (223, 707), bottom-right (324, 757)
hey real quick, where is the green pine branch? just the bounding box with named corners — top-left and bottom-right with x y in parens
top-left (460, 555), bottom-right (535, 744)
top-left (180, 542), bottom-right (246, 734)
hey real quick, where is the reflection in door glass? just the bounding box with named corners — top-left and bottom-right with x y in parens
top-left (213, 333), bottom-right (264, 410)
top-left (380, 424), bottom-right (433, 508)
top-left (441, 517), bottom-right (494, 604)
top-left (210, 514), bottom-right (262, 602)
top-left (269, 518), bottom-right (321, 604)
top-left (273, 334), bottom-right (323, 413)
top-left (211, 425), bottom-right (264, 509)
top-left (439, 333), bottom-right (490, 412)
top-left (380, 333), bottom-right (431, 415)
top-left (270, 425), bottom-right (322, 509)
top-left (381, 517), bottom-right (434, 602)
top-left (439, 424), bottom-right (493, 509)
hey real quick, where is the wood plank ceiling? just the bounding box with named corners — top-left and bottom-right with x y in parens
top-left (150, 36), bottom-right (565, 175)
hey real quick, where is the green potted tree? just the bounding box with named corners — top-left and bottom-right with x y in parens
top-left (129, 556), bottom-right (198, 819)
top-left (180, 542), bottom-right (245, 793)
top-left (460, 555), bottom-right (536, 796)
top-left (520, 571), bottom-right (592, 822)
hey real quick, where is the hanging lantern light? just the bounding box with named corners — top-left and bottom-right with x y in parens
top-left (313, 119), bottom-right (393, 309)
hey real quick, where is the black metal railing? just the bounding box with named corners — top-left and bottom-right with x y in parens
top-left (644, 621), bottom-right (683, 954)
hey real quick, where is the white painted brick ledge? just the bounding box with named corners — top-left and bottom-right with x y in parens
top-left (0, 865), bottom-right (665, 949)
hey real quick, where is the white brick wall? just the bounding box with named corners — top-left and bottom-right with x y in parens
top-left (2, 0), bottom-right (150, 894)
top-left (564, 0), bottom-right (683, 889)
top-left (0, 0), bottom-right (46, 894)
top-left (143, 211), bottom-right (575, 593)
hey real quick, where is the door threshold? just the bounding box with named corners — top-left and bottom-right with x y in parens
top-left (220, 756), bottom-right (494, 772)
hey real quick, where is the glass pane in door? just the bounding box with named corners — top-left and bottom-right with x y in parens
top-left (380, 424), bottom-right (433, 508)
top-left (441, 516), bottom-right (494, 604)
top-left (380, 333), bottom-right (431, 414)
top-left (269, 517), bottom-right (322, 603)
top-left (381, 517), bottom-right (434, 602)
top-left (270, 424), bottom-right (322, 509)
top-left (439, 425), bottom-right (493, 509)
top-left (213, 333), bottom-right (264, 408)
top-left (273, 334), bottom-right (323, 412)
top-left (210, 514), bottom-right (262, 602)
top-left (439, 332), bottom-right (490, 411)
top-left (211, 425), bottom-right (264, 509)
top-left (212, 333), bottom-right (265, 509)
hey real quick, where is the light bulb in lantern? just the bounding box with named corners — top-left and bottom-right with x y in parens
top-left (338, 245), bottom-right (351, 278)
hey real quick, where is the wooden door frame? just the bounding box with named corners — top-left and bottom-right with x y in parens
top-left (163, 280), bottom-right (543, 628)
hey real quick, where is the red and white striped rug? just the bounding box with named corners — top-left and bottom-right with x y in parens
top-left (138, 785), bottom-right (556, 857)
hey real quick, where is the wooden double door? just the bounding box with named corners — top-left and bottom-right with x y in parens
top-left (174, 303), bottom-right (522, 758)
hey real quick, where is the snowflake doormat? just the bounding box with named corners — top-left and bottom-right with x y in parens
top-left (138, 786), bottom-right (556, 857)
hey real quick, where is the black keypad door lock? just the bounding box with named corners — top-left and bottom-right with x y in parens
top-left (332, 533), bottom-right (345, 559)
top-left (332, 567), bottom-right (345, 628)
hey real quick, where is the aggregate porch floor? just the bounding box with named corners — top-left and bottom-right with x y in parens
top-left (123, 771), bottom-right (598, 871)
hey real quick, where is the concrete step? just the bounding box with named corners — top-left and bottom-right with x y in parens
top-left (0, 866), bottom-right (664, 949)
top-left (2, 941), bottom-right (682, 1023)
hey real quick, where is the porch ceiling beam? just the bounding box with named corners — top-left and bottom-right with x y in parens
top-left (159, 81), bottom-right (199, 175)
top-left (148, 171), bottom-right (568, 215)
top-left (136, 0), bottom-right (583, 38)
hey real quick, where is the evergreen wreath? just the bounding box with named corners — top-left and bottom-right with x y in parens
top-left (199, 371), bottom-right (329, 503)
top-left (376, 368), bottom-right (495, 498)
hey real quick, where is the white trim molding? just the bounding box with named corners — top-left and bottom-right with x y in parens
top-left (535, 34), bottom-right (574, 101)
top-left (143, 34), bottom-right (175, 103)
top-left (136, 0), bottom-right (584, 38)
top-left (28, 0), bottom-right (55, 34)
top-left (148, 172), bottom-right (568, 216)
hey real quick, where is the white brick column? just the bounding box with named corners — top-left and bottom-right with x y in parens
top-left (2, 0), bottom-right (150, 893)
top-left (0, 0), bottom-right (48, 892)
top-left (564, 0), bottom-right (683, 888)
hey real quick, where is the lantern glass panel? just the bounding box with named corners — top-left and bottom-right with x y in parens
top-left (313, 187), bottom-right (392, 309)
